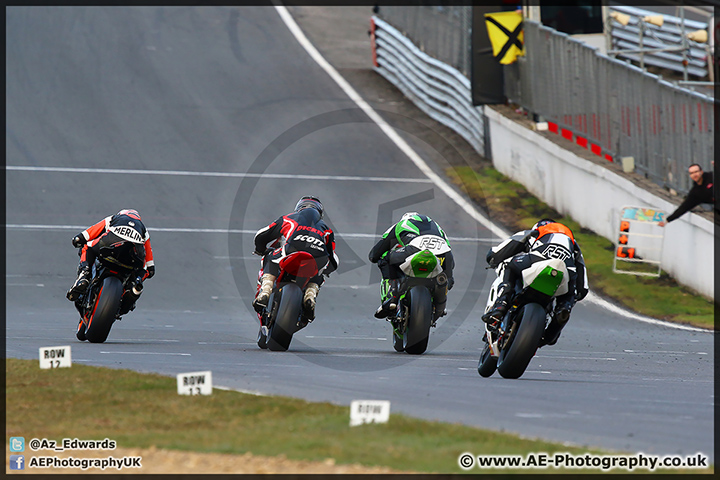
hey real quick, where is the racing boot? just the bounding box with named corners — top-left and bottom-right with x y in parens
top-left (374, 278), bottom-right (400, 319)
top-left (481, 283), bottom-right (512, 330)
top-left (66, 265), bottom-right (91, 301)
top-left (252, 274), bottom-right (276, 313)
top-left (302, 283), bottom-right (320, 321)
top-left (540, 304), bottom-right (571, 347)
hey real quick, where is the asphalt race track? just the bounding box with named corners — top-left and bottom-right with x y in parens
top-left (6, 6), bottom-right (713, 463)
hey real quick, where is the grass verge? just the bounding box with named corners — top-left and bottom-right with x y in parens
top-left (446, 166), bottom-right (714, 329)
top-left (5, 359), bottom-right (712, 474)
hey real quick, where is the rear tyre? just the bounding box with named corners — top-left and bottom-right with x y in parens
top-left (477, 343), bottom-right (498, 377)
top-left (85, 277), bottom-right (123, 343)
top-left (267, 284), bottom-right (302, 351)
top-left (497, 303), bottom-right (546, 379)
top-left (404, 287), bottom-right (432, 355)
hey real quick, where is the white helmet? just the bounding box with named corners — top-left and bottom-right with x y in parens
top-left (401, 212), bottom-right (420, 221)
top-left (117, 209), bottom-right (142, 221)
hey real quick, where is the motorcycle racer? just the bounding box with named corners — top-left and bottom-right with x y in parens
top-left (66, 209), bottom-right (155, 338)
top-left (482, 218), bottom-right (588, 346)
top-left (252, 196), bottom-right (339, 320)
top-left (369, 212), bottom-right (455, 319)
top-left (67, 208), bottom-right (155, 302)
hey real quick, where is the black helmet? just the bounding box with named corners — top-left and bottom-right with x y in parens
top-left (295, 196), bottom-right (323, 218)
top-left (532, 218), bottom-right (556, 230)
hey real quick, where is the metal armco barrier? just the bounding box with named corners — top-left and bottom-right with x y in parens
top-left (375, 6), bottom-right (472, 77)
top-left (510, 21), bottom-right (714, 196)
top-left (372, 16), bottom-right (485, 157)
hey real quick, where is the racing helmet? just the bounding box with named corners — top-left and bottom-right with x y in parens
top-left (401, 212), bottom-right (420, 221)
top-left (532, 218), bottom-right (556, 230)
top-left (295, 196), bottom-right (323, 218)
top-left (117, 209), bottom-right (142, 221)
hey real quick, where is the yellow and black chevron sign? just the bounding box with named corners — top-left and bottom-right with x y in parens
top-left (484, 11), bottom-right (524, 65)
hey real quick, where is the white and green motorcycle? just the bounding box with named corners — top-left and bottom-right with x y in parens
top-left (478, 257), bottom-right (569, 379)
top-left (382, 234), bottom-right (451, 355)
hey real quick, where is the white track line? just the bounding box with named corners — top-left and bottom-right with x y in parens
top-left (99, 351), bottom-right (191, 356)
top-left (584, 292), bottom-right (710, 332)
top-left (5, 165), bottom-right (431, 184)
top-left (275, 6), bottom-right (712, 334)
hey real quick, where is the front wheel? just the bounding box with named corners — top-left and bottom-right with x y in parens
top-left (477, 342), bottom-right (498, 377)
top-left (404, 286), bottom-right (432, 355)
top-left (257, 325), bottom-right (268, 349)
top-left (497, 303), bottom-right (546, 379)
top-left (391, 319), bottom-right (404, 352)
top-left (267, 284), bottom-right (302, 351)
top-left (85, 276), bottom-right (123, 343)
top-left (76, 318), bottom-right (87, 342)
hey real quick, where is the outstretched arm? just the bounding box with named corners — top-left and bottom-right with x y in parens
top-left (368, 235), bottom-right (394, 264)
top-left (254, 217), bottom-right (283, 254)
top-left (666, 188), bottom-right (704, 223)
top-left (486, 229), bottom-right (535, 267)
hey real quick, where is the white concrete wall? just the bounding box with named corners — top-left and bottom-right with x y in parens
top-left (485, 106), bottom-right (714, 299)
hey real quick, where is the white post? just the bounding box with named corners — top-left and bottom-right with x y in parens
top-left (523, 4), bottom-right (541, 23)
top-left (603, 5), bottom-right (612, 55)
top-left (708, 16), bottom-right (715, 82)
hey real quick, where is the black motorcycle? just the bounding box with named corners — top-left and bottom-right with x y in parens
top-left (73, 240), bottom-right (145, 343)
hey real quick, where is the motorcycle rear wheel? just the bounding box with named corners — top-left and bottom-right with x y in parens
top-left (85, 276), bottom-right (123, 343)
top-left (267, 284), bottom-right (302, 351)
top-left (404, 286), bottom-right (432, 355)
top-left (497, 303), bottom-right (546, 379)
